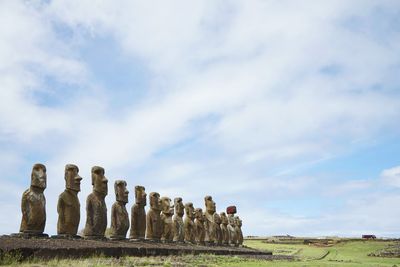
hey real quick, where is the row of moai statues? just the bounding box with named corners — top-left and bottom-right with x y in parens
top-left (18, 163), bottom-right (243, 246)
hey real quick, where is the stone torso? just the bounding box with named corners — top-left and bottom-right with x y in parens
top-left (57, 190), bottom-right (80, 235)
top-left (20, 189), bottom-right (46, 233)
top-left (221, 223), bottom-right (229, 245)
top-left (204, 212), bottom-right (216, 242)
top-left (130, 204), bottom-right (146, 239)
top-left (110, 202), bottom-right (129, 238)
top-left (227, 215), bottom-right (237, 245)
top-left (146, 209), bottom-right (162, 240)
top-left (161, 213), bottom-right (174, 242)
top-left (84, 192), bottom-right (107, 237)
top-left (173, 215), bottom-right (184, 242)
top-left (194, 218), bottom-right (205, 244)
top-left (184, 217), bottom-right (195, 243)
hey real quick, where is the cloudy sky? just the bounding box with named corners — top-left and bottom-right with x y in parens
top-left (1, 0), bottom-right (400, 237)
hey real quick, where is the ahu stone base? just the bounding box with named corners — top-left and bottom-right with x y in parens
top-left (0, 236), bottom-right (271, 260)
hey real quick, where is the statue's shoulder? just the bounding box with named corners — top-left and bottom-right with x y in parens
top-left (22, 188), bottom-right (30, 197)
top-left (86, 192), bottom-right (96, 202)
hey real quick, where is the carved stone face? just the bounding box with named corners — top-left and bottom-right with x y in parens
top-left (65, 164), bottom-right (82, 192)
top-left (194, 208), bottom-right (204, 221)
top-left (31, 163), bottom-right (47, 190)
top-left (149, 192), bottom-right (161, 211)
top-left (115, 180), bottom-right (129, 203)
top-left (161, 197), bottom-right (174, 215)
top-left (135, 186), bottom-right (147, 206)
top-left (204, 195), bottom-right (216, 214)
top-left (220, 212), bottom-right (228, 225)
top-left (174, 197), bottom-right (184, 217)
top-left (185, 203), bottom-right (195, 219)
top-left (92, 166), bottom-right (108, 196)
top-left (214, 213), bottom-right (222, 224)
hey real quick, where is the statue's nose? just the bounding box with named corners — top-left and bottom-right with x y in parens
top-left (75, 175), bottom-right (82, 181)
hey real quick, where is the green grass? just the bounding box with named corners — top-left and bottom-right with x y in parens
top-left (1, 240), bottom-right (399, 266)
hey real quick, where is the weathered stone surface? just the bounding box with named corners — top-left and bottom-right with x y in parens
top-left (110, 180), bottom-right (129, 240)
top-left (57, 164), bottom-right (82, 236)
top-left (20, 163), bottom-right (47, 235)
top-left (214, 213), bottom-right (223, 245)
top-left (204, 196), bottom-right (217, 244)
top-left (160, 197), bottom-right (174, 242)
top-left (146, 192), bottom-right (162, 241)
top-left (227, 214), bottom-right (237, 246)
top-left (173, 197), bottom-right (184, 242)
top-left (220, 212), bottom-right (229, 245)
top-left (129, 186), bottom-right (146, 240)
top-left (83, 166), bottom-right (108, 239)
top-left (235, 216), bottom-right (243, 246)
top-left (184, 202), bottom-right (195, 243)
top-left (194, 208), bottom-right (205, 245)
top-left (0, 236), bottom-right (274, 260)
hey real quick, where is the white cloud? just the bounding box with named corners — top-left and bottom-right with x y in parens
top-left (381, 166), bottom-right (400, 188)
top-left (0, 0), bottom-right (400, 236)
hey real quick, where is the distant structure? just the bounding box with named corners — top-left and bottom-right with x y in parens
top-left (362, 235), bottom-right (376, 239)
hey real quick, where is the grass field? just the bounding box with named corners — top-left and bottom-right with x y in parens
top-left (1, 240), bottom-right (399, 266)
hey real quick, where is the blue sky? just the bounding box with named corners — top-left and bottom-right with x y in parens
top-left (1, 0), bottom-right (400, 237)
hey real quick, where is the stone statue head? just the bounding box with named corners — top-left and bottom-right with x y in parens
top-left (174, 197), bottom-right (184, 217)
top-left (214, 213), bottom-right (222, 224)
top-left (204, 195), bottom-right (216, 214)
top-left (115, 180), bottom-right (129, 203)
top-left (220, 212), bottom-right (228, 225)
top-left (194, 208), bottom-right (204, 222)
top-left (65, 164), bottom-right (82, 192)
top-left (161, 197), bottom-right (174, 215)
top-left (31, 163), bottom-right (47, 190)
top-left (185, 202), bottom-right (195, 220)
top-left (135, 185), bottom-right (147, 206)
top-left (91, 166), bottom-right (108, 196)
top-left (149, 192), bottom-right (161, 211)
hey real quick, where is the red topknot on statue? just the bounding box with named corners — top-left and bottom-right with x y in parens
top-left (226, 206), bottom-right (237, 215)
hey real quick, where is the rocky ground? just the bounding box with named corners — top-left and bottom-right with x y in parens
top-left (369, 241), bottom-right (400, 258)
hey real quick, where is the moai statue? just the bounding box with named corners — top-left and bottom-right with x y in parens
top-left (83, 166), bottom-right (108, 239)
top-left (226, 206), bottom-right (237, 246)
top-left (19, 163), bottom-right (47, 237)
top-left (204, 195), bottom-right (217, 244)
top-left (173, 197), bottom-right (184, 242)
top-left (235, 216), bottom-right (244, 246)
top-left (160, 196), bottom-right (174, 242)
top-left (57, 164), bottom-right (82, 238)
top-left (184, 202), bottom-right (195, 243)
top-left (110, 180), bottom-right (129, 240)
top-left (194, 208), bottom-right (205, 245)
top-left (146, 192), bottom-right (162, 241)
top-left (220, 212), bottom-right (229, 245)
top-left (214, 213), bottom-right (222, 246)
top-left (129, 185), bottom-right (146, 240)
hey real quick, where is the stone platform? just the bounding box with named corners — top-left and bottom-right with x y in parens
top-left (0, 236), bottom-right (272, 260)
